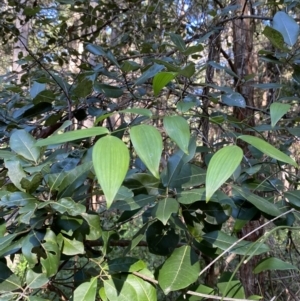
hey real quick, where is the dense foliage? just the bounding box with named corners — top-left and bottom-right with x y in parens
top-left (1, 0), bottom-right (300, 300)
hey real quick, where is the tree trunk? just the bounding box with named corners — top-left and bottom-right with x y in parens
top-left (232, 0), bottom-right (263, 296)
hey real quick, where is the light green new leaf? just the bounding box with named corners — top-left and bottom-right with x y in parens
top-left (253, 257), bottom-right (298, 274)
top-left (270, 102), bottom-right (290, 127)
top-left (164, 115), bottom-right (190, 154)
top-left (93, 136), bottom-right (129, 208)
top-left (104, 276), bottom-right (137, 301)
top-left (158, 245), bottom-right (200, 294)
top-left (60, 234), bottom-right (85, 256)
top-left (238, 135), bottom-right (298, 167)
top-left (130, 125), bottom-right (163, 179)
top-left (206, 146), bottom-right (243, 202)
top-left (36, 127), bottom-right (109, 146)
top-left (10, 130), bottom-right (40, 163)
top-left (74, 277), bottom-right (97, 301)
top-left (152, 198), bottom-right (179, 225)
top-left (153, 72), bottom-right (177, 96)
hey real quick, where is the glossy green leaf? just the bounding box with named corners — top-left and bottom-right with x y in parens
top-left (158, 245), bottom-right (200, 294)
top-left (134, 63), bottom-right (164, 86)
top-left (270, 102), bottom-right (290, 127)
top-left (81, 213), bottom-right (102, 240)
top-left (152, 198), bottom-right (179, 225)
top-left (253, 257), bottom-right (298, 274)
top-left (36, 127), bottom-right (109, 146)
top-left (60, 234), bottom-right (84, 255)
top-left (221, 92), bottom-right (246, 108)
top-left (10, 130), bottom-right (40, 163)
top-left (50, 197), bottom-right (86, 216)
top-left (273, 11), bottom-right (299, 46)
top-left (26, 270), bottom-right (48, 289)
top-left (170, 33), bottom-right (186, 52)
top-left (206, 146), bottom-right (243, 202)
top-left (164, 115), bottom-right (190, 154)
top-left (203, 231), bottom-right (269, 255)
top-left (130, 125), bottom-right (163, 179)
top-left (232, 185), bottom-right (281, 216)
top-left (238, 135), bottom-right (298, 167)
top-left (153, 72), bottom-right (177, 96)
top-left (93, 136), bottom-right (130, 208)
top-left (41, 229), bottom-right (60, 277)
top-left (74, 277), bottom-right (97, 301)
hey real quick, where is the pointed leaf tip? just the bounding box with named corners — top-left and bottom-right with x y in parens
top-left (93, 136), bottom-right (129, 208)
top-left (164, 115), bottom-right (190, 154)
top-left (130, 125), bottom-right (163, 179)
top-left (206, 146), bottom-right (243, 202)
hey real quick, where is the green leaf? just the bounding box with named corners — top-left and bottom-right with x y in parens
top-left (170, 33), bottom-right (186, 52)
top-left (130, 125), bottom-right (163, 179)
top-left (232, 185), bottom-right (281, 216)
top-left (60, 234), bottom-right (85, 255)
top-left (26, 270), bottom-right (48, 289)
top-left (73, 79), bottom-right (93, 99)
top-left (270, 102), bottom-right (290, 127)
top-left (253, 257), bottom-right (298, 274)
top-left (93, 136), bottom-right (130, 208)
top-left (221, 93), bottom-right (246, 108)
top-left (217, 272), bottom-right (245, 299)
top-left (86, 43), bottom-right (107, 56)
top-left (5, 160), bottom-right (27, 191)
top-left (36, 127), bottom-right (109, 146)
top-left (30, 81), bottom-right (46, 98)
top-left (238, 135), bottom-right (298, 167)
top-left (206, 146), bottom-right (243, 202)
top-left (94, 83), bottom-right (123, 98)
top-left (153, 72), bottom-right (177, 96)
top-left (273, 11), bottom-right (299, 47)
top-left (107, 257), bottom-right (146, 273)
top-left (51, 197), bottom-right (86, 216)
top-left (40, 229), bottom-right (60, 277)
top-left (135, 63), bottom-right (164, 86)
top-left (158, 245), bottom-right (200, 294)
top-left (177, 188), bottom-right (206, 204)
top-left (104, 276), bottom-right (137, 301)
top-left (203, 231), bottom-right (269, 255)
top-left (74, 277), bottom-right (97, 301)
top-left (0, 150), bottom-right (14, 160)
top-left (81, 213), bottom-right (102, 240)
top-left (262, 26), bottom-right (287, 50)
top-left (10, 130), bottom-right (40, 163)
top-left (179, 62), bottom-right (195, 78)
top-left (164, 115), bottom-right (190, 154)
top-left (0, 262), bottom-right (22, 292)
top-left (182, 44), bottom-right (204, 55)
top-left (152, 198), bottom-right (179, 225)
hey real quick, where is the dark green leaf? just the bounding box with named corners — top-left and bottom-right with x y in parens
top-left (94, 83), bottom-right (123, 98)
top-left (253, 257), bottom-right (298, 274)
top-left (221, 93), bottom-right (246, 108)
top-left (170, 33), bottom-right (186, 52)
top-left (134, 63), bottom-right (164, 86)
top-left (262, 26), bottom-right (287, 50)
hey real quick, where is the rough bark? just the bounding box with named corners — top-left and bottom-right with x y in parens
top-left (232, 0), bottom-right (263, 296)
